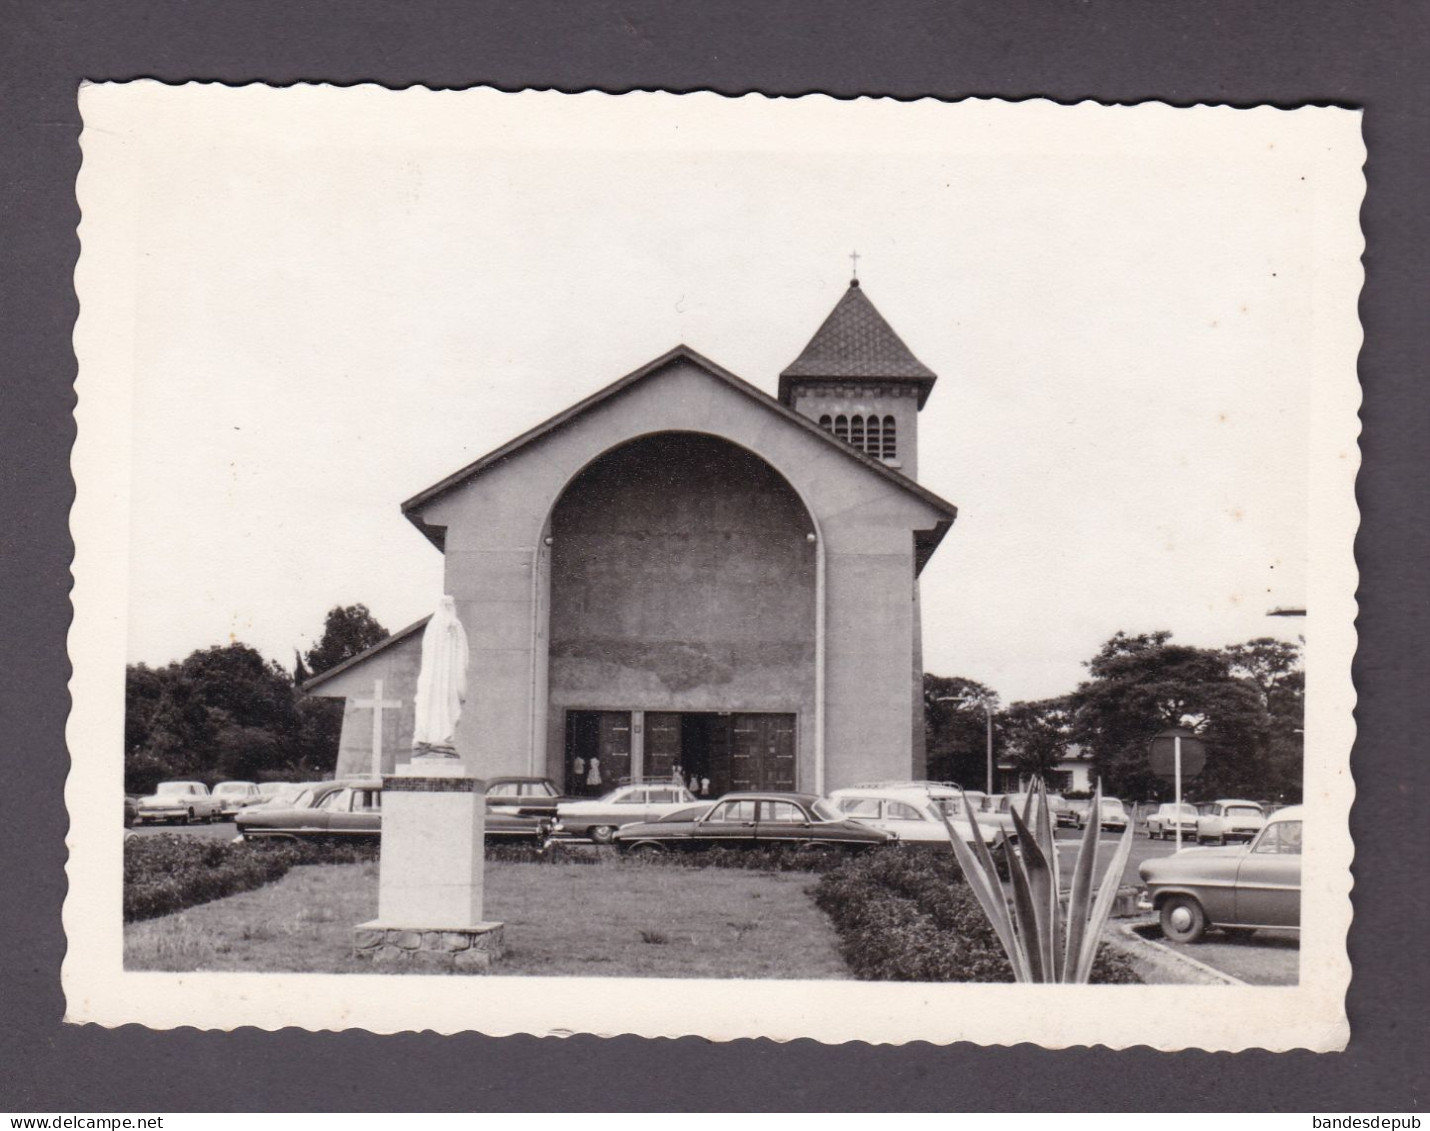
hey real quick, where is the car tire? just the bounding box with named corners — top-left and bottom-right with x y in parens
top-left (590, 825), bottom-right (616, 845)
top-left (628, 841), bottom-right (664, 858)
top-left (1160, 895), bottom-right (1208, 943)
top-left (185, 808), bottom-right (196, 825)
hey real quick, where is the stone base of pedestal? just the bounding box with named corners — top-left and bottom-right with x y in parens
top-left (353, 920), bottom-right (506, 972)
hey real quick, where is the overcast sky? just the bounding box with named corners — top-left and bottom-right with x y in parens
top-left (79, 87), bottom-right (1362, 704)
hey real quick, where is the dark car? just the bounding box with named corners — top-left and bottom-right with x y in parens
top-left (237, 779), bottom-right (551, 843)
top-left (484, 776), bottom-right (571, 818)
top-left (611, 792), bottom-right (893, 855)
top-left (124, 795), bottom-right (138, 828)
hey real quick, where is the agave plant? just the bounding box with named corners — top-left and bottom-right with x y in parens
top-left (941, 780), bottom-right (1134, 983)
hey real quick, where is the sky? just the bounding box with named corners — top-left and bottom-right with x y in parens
top-left (78, 87), bottom-right (1362, 705)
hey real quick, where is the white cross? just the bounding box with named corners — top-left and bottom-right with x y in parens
top-left (352, 678), bottom-right (401, 777)
top-left (849, 250), bottom-right (861, 280)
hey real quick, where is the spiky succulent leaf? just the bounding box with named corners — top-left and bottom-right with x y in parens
top-left (1074, 820), bottom-right (1136, 983)
top-left (1010, 806), bottom-right (1055, 982)
top-left (942, 802), bottom-right (1029, 981)
top-left (1062, 783), bottom-right (1103, 977)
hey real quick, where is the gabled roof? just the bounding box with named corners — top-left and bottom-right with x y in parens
top-left (401, 344), bottom-right (956, 567)
top-left (302, 616), bottom-right (430, 694)
top-left (779, 281), bottom-right (938, 407)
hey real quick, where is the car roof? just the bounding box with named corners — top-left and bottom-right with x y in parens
top-left (1267, 804), bottom-right (1304, 820)
top-left (1214, 798), bottom-right (1264, 806)
top-left (829, 786), bottom-right (942, 802)
top-left (712, 791), bottom-right (823, 804)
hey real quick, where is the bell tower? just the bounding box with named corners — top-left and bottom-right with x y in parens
top-left (778, 276), bottom-right (938, 481)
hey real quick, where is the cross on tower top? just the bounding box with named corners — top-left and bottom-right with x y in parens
top-left (849, 250), bottom-right (861, 282)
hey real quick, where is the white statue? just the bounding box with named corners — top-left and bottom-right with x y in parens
top-left (412, 595), bottom-right (469, 757)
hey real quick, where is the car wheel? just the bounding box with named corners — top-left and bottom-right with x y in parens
top-left (1160, 895), bottom-right (1208, 944)
top-left (185, 808), bottom-right (196, 825)
top-left (628, 841), bottom-right (664, 858)
top-left (590, 825), bottom-right (616, 845)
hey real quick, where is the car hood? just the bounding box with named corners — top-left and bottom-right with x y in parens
top-left (1140, 844), bottom-right (1247, 880)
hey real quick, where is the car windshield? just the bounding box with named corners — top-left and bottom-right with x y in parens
top-left (1226, 804), bottom-right (1263, 817)
top-left (290, 789), bottom-right (317, 809)
top-left (156, 783), bottom-right (196, 795)
top-left (1102, 800), bottom-right (1126, 813)
top-left (1167, 803), bottom-right (1196, 816)
top-left (215, 783), bottom-right (246, 795)
top-left (810, 800), bottom-right (843, 822)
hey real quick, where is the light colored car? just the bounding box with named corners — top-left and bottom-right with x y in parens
top-left (555, 783), bottom-right (701, 843)
top-left (1139, 804), bottom-right (1303, 942)
top-left (134, 781), bottom-right (224, 825)
top-left (249, 781), bottom-right (318, 809)
top-left (1195, 799), bottom-right (1267, 845)
top-left (212, 780), bottom-right (264, 817)
top-left (973, 791), bottom-right (1071, 836)
top-left (827, 784), bottom-right (1000, 847)
top-left (1145, 801), bottom-right (1200, 840)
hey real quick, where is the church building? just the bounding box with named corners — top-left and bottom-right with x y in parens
top-left (306, 277), bottom-right (958, 796)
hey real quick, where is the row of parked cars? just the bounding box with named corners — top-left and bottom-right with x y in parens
top-left (125, 780), bottom-right (281, 826)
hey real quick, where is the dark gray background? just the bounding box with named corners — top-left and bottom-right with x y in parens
top-left (3, 0), bottom-right (1426, 1111)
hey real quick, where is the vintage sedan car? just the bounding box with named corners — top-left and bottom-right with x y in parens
top-left (974, 791), bottom-right (1072, 836)
top-left (827, 784), bottom-right (1000, 847)
top-left (1145, 801), bottom-right (1200, 840)
top-left (484, 776), bottom-right (569, 818)
top-left (237, 779), bottom-right (551, 843)
top-left (1195, 799), bottom-right (1267, 845)
top-left (612, 792), bottom-right (892, 854)
top-left (212, 780), bottom-right (264, 817)
top-left (134, 781), bottom-right (224, 825)
top-left (555, 783), bottom-right (699, 843)
top-left (1073, 796), bottom-right (1129, 832)
top-left (1140, 804), bottom-right (1303, 942)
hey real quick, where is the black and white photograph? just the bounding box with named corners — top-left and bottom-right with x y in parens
top-left (64, 85), bottom-right (1362, 1048)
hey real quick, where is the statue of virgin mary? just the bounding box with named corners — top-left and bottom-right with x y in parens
top-left (412, 595), bottom-right (469, 757)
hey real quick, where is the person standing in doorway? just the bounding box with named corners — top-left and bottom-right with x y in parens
top-left (572, 754), bottom-right (586, 796)
top-left (587, 756), bottom-right (602, 793)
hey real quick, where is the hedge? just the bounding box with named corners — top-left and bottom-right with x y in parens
top-left (123, 835), bottom-right (378, 922)
top-left (813, 848), bottom-right (1141, 984)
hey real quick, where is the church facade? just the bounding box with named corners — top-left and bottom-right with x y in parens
top-left (307, 279), bottom-right (957, 796)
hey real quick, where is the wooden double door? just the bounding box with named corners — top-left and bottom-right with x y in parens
top-left (644, 711), bottom-right (796, 794)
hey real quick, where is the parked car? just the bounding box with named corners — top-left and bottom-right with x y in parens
top-left (1073, 796), bottom-right (1129, 832)
top-left (1145, 801), bottom-right (1200, 840)
top-left (974, 792), bottom-right (1073, 836)
top-left (236, 779), bottom-right (551, 843)
top-left (612, 792), bottom-right (892, 855)
top-left (484, 776), bottom-right (569, 818)
top-left (212, 780), bottom-right (264, 817)
top-left (1139, 804), bottom-right (1303, 942)
top-left (123, 794), bottom-right (138, 828)
top-left (134, 781), bottom-right (224, 825)
top-left (1195, 799), bottom-right (1267, 845)
top-left (248, 781), bottom-right (319, 809)
top-left (827, 784), bottom-right (1000, 847)
top-left (555, 783), bottom-right (700, 843)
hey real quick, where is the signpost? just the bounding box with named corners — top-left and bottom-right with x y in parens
top-left (1148, 727), bottom-right (1207, 851)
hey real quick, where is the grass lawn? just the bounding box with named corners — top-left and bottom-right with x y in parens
top-left (124, 858), bottom-right (850, 979)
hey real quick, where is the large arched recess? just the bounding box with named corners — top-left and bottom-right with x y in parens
top-left (540, 431), bottom-right (818, 793)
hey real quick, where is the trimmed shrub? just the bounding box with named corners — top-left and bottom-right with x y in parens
top-left (813, 849), bottom-right (1141, 984)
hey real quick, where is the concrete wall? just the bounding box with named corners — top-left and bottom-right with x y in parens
top-left (407, 354), bottom-right (951, 791)
top-left (310, 630), bottom-right (423, 778)
top-left (546, 432), bottom-right (817, 783)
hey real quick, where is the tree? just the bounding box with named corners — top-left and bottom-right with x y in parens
top-left (1001, 697), bottom-right (1074, 787)
top-left (1223, 637), bottom-right (1305, 802)
top-left (303, 604), bottom-right (389, 677)
top-left (1069, 631), bottom-right (1267, 801)
top-left (924, 674), bottom-right (1000, 789)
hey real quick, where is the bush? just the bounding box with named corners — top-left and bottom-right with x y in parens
top-left (123, 835), bottom-right (378, 922)
top-left (813, 849), bottom-right (1141, 984)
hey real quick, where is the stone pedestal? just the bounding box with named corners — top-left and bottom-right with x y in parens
top-left (353, 756), bottom-right (505, 972)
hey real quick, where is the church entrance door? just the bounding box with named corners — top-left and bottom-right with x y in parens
top-left (564, 710), bottom-right (631, 795)
top-left (641, 711), bottom-right (795, 795)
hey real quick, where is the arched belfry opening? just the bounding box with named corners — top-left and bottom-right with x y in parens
top-left (544, 432), bottom-right (818, 795)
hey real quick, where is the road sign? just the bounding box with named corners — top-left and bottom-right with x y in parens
top-left (1148, 727), bottom-right (1207, 780)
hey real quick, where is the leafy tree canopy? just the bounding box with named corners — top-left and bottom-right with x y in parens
top-left (302, 604), bottom-right (389, 678)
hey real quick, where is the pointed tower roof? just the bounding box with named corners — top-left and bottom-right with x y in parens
top-left (779, 280), bottom-right (938, 407)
